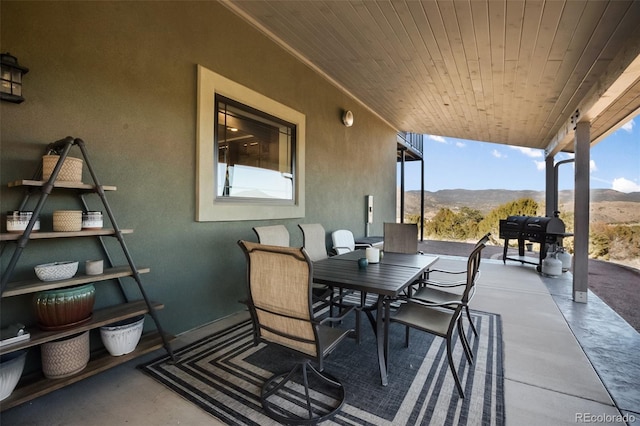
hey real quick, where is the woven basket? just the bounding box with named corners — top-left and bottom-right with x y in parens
top-left (41, 331), bottom-right (90, 379)
top-left (53, 210), bottom-right (82, 232)
top-left (42, 155), bottom-right (83, 182)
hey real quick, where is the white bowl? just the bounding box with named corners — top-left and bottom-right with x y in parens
top-left (34, 261), bottom-right (79, 281)
top-left (0, 350), bottom-right (27, 401)
top-left (100, 316), bottom-right (144, 356)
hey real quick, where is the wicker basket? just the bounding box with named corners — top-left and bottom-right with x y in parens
top-left (53, 210), bottom-right (82, 232)
top-left (41, 331), bottom-right (90, 379)
top-left (42, 155), bottom-right (83, 182)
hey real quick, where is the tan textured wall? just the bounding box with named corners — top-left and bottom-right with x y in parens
top-left (0, 1), bottom-right (397, 333)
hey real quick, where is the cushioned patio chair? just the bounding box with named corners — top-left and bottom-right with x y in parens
top-left (331, 229), bottom-right (371, 255)
top-left (390, 241), bottom-right (485, 399)
top-left (252, 225), bottom-right (290, 247)
top-left (238, 240), bottom-right (354, 424)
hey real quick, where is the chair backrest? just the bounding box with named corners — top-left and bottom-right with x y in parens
top-left (298, 223), bottom-right (328, 261)
top-left (474, 232), bottom-right (491, 248)
top-left (383, 223), bottom-right (418, 253)
top-left (238, 240), bottom-right (319, 359)
top-left (331, 229), bottom-right (356, 254)
top-left (252, 225), bottom-right (289, 247)
top-left (462, 242), bottom-right (486, 303)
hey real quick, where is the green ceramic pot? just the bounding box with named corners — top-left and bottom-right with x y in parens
top-left (33, 283), bottom-right (95, 330)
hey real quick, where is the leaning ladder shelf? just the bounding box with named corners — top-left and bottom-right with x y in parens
top-left (0, 137), bottom-right (176, 411)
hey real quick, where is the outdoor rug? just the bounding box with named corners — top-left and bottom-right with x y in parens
top-left (140, 308), bottom-right (504, 425)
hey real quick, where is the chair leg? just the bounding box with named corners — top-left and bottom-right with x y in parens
top-left (261, 361), bottom-right (346, 424)
top-left (446, 337), bottom-right (465, 399)
top-left (457, 317), bottom-right (473, 364)
top-left (465, 305), bottom-right (478, 336)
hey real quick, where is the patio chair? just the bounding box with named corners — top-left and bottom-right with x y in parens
top-left (298, 223), bottom-right (335, 311)
top-left (413, 233), bottom-right (491, 337)
top-left (390, 241), bottom-right (485, 399)
top-left (383, 222), bottom-right (419, 254)
top-left (252, 225), bottom-right (289, 247)
top-left (238, 240), bottom-right (354, 424)
top-left (331, 229), bottom-right (371, 255)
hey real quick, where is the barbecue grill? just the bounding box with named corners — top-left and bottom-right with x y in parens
top-left (499, 214), bottom-right (572, 271)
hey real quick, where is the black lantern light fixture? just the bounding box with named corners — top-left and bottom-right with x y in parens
top-left (1, 53), bottom-right (29, 104)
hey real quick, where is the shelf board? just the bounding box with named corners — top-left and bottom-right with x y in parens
top-left (0, 331), bottom-right (174, 411)
top-left (2, 266), bottom-right (151, 297)
top-left (0, 300), bottom-right (164, 355)
top-left (0, 228), bottom-right (133, 241)
top-left (7, 179), bottom-right (117, 191)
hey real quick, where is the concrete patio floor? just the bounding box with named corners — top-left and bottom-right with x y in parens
top-left (1, 256), bottom-right (638, 425)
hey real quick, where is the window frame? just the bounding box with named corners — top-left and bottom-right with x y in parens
top-left (196, 65), bottom-right (305, 222)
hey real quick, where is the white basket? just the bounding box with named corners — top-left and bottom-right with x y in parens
top-left (100, 316), bottom-right (144, 356)
top-left (34, 261), bottom-right (79, 281)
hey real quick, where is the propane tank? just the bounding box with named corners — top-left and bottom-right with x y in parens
top-left (542, 251), bottom-right (562, 277)
top-left (556, 246), bottom-right (572, 272)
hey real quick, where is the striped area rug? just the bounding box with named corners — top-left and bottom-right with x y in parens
top-left (140, 308), bottom-right (504, 425)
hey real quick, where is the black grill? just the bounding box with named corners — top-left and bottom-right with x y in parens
top-left (499, 215), bottom-right (571, 271)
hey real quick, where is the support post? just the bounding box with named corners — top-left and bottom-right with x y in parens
top-left (545, 156), bottom-right (555, 217)
top-left (399, 148), bottom-right (406, 223)
top-left (573, 122), bottom-right (590, 303)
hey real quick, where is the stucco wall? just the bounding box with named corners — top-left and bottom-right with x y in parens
top-left (0, 1), bottom-right (397, 334)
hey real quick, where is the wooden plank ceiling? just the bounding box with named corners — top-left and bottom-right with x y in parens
top-left (223, 0), bottom-right (640, 154)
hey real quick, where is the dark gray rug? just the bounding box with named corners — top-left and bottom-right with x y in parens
top-left (140, 309), bottom-right (504, 425)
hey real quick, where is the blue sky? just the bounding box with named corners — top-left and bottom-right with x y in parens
top-left (400, 114), bottom-right (640, 193)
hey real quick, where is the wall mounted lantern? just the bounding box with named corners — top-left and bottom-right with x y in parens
top-left (1, 53), bottom-right (29, 104)
top-left (342, 110), bottom-right (354, 127)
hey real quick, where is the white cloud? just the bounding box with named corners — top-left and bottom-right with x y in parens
top-left (535, 160), bottom-right (545, 171)
top-left (590, 160), bottom-right (598, 173)
top-left (428, 135), bottom-right (447, 143)
top-left (455, 141), bottom-right (466, 148)
top-left (509, 146), bottom-right (544, 158)
top-left (492, 149), bottom-right (504, 158)
top-left (621, 119), bottom-right (635, 133)
top-left (612, 177), bottom-right (640, 193)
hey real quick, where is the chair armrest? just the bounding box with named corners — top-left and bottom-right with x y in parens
top-left (415, 278), bottom-right (466, 288)
top-left (407, 297), bottom-right (462, 309)
top-left (319, 306), bottom-right (355, 325)
top-left (427, 268), bottom-right (466, 275)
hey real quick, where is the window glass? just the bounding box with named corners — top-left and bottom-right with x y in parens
top-left (216, 96), bottom-right (294, 200)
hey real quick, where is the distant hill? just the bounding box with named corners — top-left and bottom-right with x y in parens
top-left (402, 189), bottom-right (640, 224)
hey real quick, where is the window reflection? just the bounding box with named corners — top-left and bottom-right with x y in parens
top-left (216, 96), bottom-right (295, 200)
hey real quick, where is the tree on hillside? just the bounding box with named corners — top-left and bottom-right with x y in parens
top-left (477, 198), bottom-right (540, 240)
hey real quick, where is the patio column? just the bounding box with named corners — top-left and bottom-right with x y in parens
top-left (545, 156), bottom-right (555, 217)
top-left (573, 121), bottom-right (590, 303)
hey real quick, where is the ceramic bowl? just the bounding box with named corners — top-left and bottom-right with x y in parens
top-left (100, 316), bottom-right (144, 356)
top-left (0, 350), bottom-right (27, 401)
top-left (33, 283), bottom-right (95, 330)
top-left (34, 261), bottom-right (79, 281)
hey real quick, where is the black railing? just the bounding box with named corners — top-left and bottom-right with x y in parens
top-left (397, 132), bottom-right (423, 159)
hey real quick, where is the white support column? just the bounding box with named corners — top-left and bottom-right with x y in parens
top-left (573, 122), bottom-right (590, 303)
top-left (545, 156), bottom-right (555, 217)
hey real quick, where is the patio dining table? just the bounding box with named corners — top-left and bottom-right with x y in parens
top-left (312, 250), bottom-right (439, 386)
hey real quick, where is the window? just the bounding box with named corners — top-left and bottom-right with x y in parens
top-left (196, 65), bottom-right (305, 221)
top-left (216, 95), bottom-right (295, 200)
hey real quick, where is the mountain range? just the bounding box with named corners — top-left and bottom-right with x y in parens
top-left (402, 189), bottom-right (640, 224)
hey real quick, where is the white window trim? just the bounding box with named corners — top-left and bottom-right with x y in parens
top-left (196, 65), bottom-right (305, 221)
